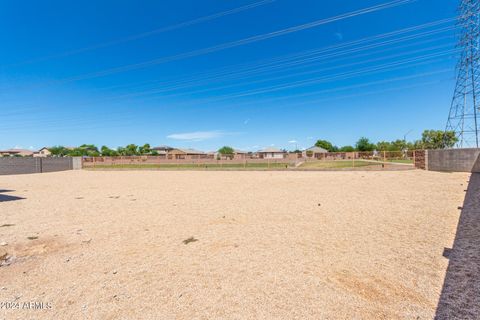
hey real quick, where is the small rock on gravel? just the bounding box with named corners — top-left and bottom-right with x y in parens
top-left (0, 249), bottom-right (7, 260)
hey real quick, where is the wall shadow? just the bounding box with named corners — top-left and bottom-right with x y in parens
top-left (435, 173), bottom-right (480, 319)
top-left (0, 190), bottom-right (25, 202)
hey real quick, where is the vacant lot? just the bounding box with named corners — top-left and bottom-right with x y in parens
top-left (88, 162), bottom-right (290, 170)
top-left (0, 170), bottom-right (469, 319)
top-left (86, 160), bottom-right (412, 171)
top-left (300, 160), bottom-right (379, 169)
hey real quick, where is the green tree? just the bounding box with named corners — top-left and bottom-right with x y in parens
top-left (101, 146), bottom-right (118, 156)
top-left (355, 137), bottom-right (376, 151)
top-left (416, 130), bottom-right (458, 149)
top-left (314, 140), bottom-right (337, 152)
top-left (49, 146), bottom-right (70, 157)
top-left (376, 141), bottom-right (392, 151)
top-left (116, 147), bottom-right (126, 156)
top-left (218, 146), bottom-right (234, 156)
top-left (74, 144), bottom-right (100, 157)
top-left (124, 144), bottom-right (139, 156)
top-left (390, 139), bottom-right (409, 151)
top-left (339, 145), bottom-right (355, 152)
top-left (139, 143), bottom-right (151, 155)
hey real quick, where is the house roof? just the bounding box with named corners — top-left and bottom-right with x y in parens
top-left (0, 149), bottom-right (34, 154)
top-left (306, 146), bottom-right (328, 153)
top-left (258, 147), bottom-right (285, 153)
top-left (174, 148), bottom-right (205, 155)
top-left (234, 149), bottom-right (248, 154)
top-left (152, 145), bottom-right (173, 150)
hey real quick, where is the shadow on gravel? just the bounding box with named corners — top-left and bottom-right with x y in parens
top-left (435, 173), bottom-right (480, 319)
top-left (0, 189), bottom-right (25, 203)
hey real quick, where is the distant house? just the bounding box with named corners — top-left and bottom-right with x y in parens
top-left (303, 146), bottom-right (328, 159)
top-left (168, 148), bottom-right (212, 160)
top-left (34, 147), bottom-right (52, 157)
top-left (152, 145), bottom-right (174, 153)
top-left (207, 151), bottom-right (219, 158)
top-left (213, 149), bottom-right (248, 160)
top-left (257, 147), bottom-right (286, 159)
top-left (0, 149), bottom-right (34, 157)
top-left (234, 149), bottom-right (248, 155)
top-left (233, 149), bottom-right (248, 160)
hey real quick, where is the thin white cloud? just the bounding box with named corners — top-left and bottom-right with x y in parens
top-left (288, 140), bottom-right (297, 144)
top-left (334, 32), bottom-right (344, 41)
top-left (167, 130), bottom-right (226, 141)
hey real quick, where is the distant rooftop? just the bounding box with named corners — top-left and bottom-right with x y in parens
top-left (152, 145), bottom-right (173, 151)
top-left (175, 148), bottom-right (205, 154)
top-left (306, 146), bottom-right (328, 153)
top-left (0, 149), bottom-right (34, 154)
top-left (258, 147), bottom-right (284, 153)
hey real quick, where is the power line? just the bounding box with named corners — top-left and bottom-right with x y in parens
top-left (137, 32), bottom-right (456, 93)
top-left (86, 17), bottom-right (456, 94)
top-left (26, 0), bottom-right (417, 87)
top-left (1, 0), bottom-right (276, 68)
top-left (0, 70), bottom-right (451, 132)
top-left (10, 20), bottom-right (453, 107)
top-left (203, 50), bottom-right (458, 101)
top-left (1, 22), bottom-right (456, 117)
top-left (107, 42), bottom-right (456, 101)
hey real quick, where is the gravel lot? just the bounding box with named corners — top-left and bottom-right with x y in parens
top-left (0, 170), bottom-right (470, 319)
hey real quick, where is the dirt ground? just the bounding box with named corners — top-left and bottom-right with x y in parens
top-left (0, 170), bottom-right (470, 319)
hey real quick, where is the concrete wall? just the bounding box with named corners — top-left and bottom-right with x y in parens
top-left (72, 157), bottom-right (83, 170)
top-left (426, 149), bottom-right (480, 172)
top-left (472, 152), bottom-right (480, 173)
top-left (0, 157), bottom-right (78, 175)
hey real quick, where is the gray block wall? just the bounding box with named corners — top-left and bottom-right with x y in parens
top-left (472, 153), bottom-right (480, 173)
top-left (427, 149), bottom-right (480, 172)
top-left (0, 157), bottom-right (77, 175)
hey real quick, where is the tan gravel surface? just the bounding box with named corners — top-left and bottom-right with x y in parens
top-left (0, 170), bottom-right (470, 319)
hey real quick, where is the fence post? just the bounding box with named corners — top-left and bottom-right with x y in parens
top-left (39, 157), bottom-right (43, 173)
top-left (353, 152), bottom-right (355, 168)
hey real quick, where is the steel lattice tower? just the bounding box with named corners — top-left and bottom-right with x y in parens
top-left (446, 0), bottom-right (480, 148)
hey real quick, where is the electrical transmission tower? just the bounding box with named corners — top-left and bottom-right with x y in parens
top-left (445, 0), bottom-right (480, 148)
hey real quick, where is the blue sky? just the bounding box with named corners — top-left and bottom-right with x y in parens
top-left (0, 0), bottom-right (457, 151)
